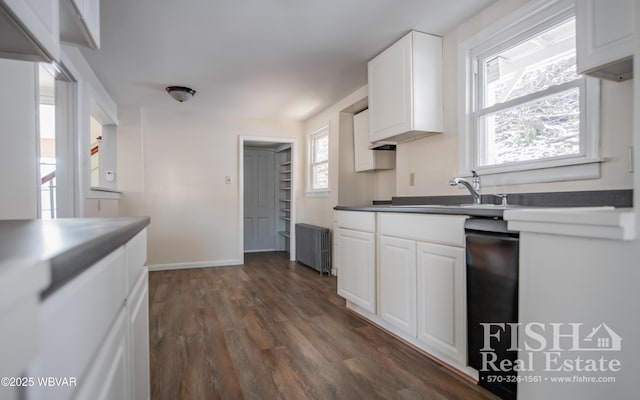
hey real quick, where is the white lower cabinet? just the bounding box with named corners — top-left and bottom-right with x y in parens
top-left (379, 235), bottom-right (416, 336)
top-left (336, 227), bottom-right (376, 313)
top-left (25, 229), bottom-right (149, 400)
top-left (416, 241), bottom-right (466, 366)
top-left (336, 211), bottom-right (469, 375)
top-left (378, 213), bottom-right (469, 375)
top-left (335, 211), bottom-right (377, 313)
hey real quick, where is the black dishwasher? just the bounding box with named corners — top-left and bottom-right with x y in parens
top-left (465, 218), bottom-right (519, 400)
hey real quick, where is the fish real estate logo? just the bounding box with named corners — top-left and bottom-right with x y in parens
top-left (480, 322), bottom-right (622, 374)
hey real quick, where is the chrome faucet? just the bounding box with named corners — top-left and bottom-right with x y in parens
top-left (449, 170), bottom-right (481, 204)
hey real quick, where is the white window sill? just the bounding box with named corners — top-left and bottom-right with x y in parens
top-left (88, 187), bottom-right (122, 199)
top-left (305, 191), bottom-right (330, 198)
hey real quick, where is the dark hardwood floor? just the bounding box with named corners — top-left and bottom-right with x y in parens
top-left (149, 251), bottom-right (497, 400)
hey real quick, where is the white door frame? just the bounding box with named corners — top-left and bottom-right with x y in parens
top-left (239, 136), bottom-right (296, 263)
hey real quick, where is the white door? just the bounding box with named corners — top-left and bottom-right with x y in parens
top-left (336, 228), bottom-right (376, 313)
top-left (416, 241), bottom-right (466, 365)
top-left (380, 235), bottom-right (417, 336)
top-left (243, 147), bottom-right (276, 251)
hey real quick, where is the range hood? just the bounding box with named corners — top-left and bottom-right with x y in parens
top-left (368, 143), bottom-right (396, 151)
top-left (368, 130), bottom-right (441, 150)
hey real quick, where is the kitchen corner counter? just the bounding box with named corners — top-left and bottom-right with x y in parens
top-left (0, 217), bottom-right (150, 298)
top-left (504, 207), bottom-right (635, 240)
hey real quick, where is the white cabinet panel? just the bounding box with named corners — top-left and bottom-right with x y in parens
top-left (0, 0), bottom-right (60, 61)
top-left (335, 210), bottom-right (376, 232)
top-left (26, 247), bottom-right (126, 400)
top-left (416, 241), bottom-right (466, 366)
top-left (380, 236), bottom-right (416, 336)
top-left (368, 31), bottom-right (443, 143)
top-left (126, 229), bottom-right (147, 292)
top-left (353, 109), bottom-right (395, 172)
top-left (60, 0), bottom-right (100, 49)
top-left (576, 0), bottom-right (634, 80)
top-left (336, 228), bottom-right (376, 313)
top-left (74, 310), bottom-right (128, 400)
top-left (379, 213), bottom-right (466, 247)
top-left (127, 268), bottom-right (150, 400)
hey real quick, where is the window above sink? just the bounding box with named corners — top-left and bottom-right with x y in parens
top-left (458, 0), bottom-right (601, 186)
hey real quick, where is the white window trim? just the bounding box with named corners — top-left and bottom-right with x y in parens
top-left (306, 124), bottom-right (330, 195)
top-left (458, 0), bottom-right (602, 186)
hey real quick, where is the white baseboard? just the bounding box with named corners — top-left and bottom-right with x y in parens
top-left (244, 248), bottom-right (276, 253)
top-left (148, 259), bottom-right (243, 271)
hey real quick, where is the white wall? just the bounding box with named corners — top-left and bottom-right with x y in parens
top-left (395, 0), bottom-right (634, 196)
top-left (302, 85), bottom-right (397, 228)
top-left (117, 107), bottom-right (146, 218)
top-left (0, 59), bottom-right (38, 219)
top-left (117, 107), bottom-right (302, 267)
top-left (60, 45), bottom-right (120, 214)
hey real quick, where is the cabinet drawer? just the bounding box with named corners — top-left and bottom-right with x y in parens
top-left (379, 213), bottom-right (466, 247)
top-left (74, 310), bottom-right (128, 400)
top-left (126, 229), bottom-right (147, 292)
top-left (26, 247), bottom-right (126, 400)
top-left (335, 210), bottom-right (375, 232)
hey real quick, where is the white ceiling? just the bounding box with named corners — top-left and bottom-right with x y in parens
top-left (81, 0), bottom-right (495, 121)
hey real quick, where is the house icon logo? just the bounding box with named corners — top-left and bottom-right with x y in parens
top-left (581, 323), bottom-right (622, 351)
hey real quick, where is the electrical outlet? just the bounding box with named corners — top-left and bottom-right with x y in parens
top-left (409, 172), bottom-right (415, 186)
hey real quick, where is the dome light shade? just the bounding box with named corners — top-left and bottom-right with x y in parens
top-left (166, 86), bottom-right (196, 102)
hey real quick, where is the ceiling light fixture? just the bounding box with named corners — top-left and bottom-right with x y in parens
top-left (166, 86), bottom-right (196, 102)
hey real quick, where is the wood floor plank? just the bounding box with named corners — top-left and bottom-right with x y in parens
top-left (149, 251), bottom-right (498, 400)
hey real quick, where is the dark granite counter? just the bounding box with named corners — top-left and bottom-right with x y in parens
top-left (0, 217), bottom-right (150, 298)
top-left (335, 189), bottom-right (633, 218)
top-left (334, 204), bottom-right (510, 218)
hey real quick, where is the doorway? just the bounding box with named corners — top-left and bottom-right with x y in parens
top-left (244, 147), bottom-right (276, 252)
top-left (239, 137), bottom-right (296, 262)
top-left (37, 63), bottom-right (77, 218)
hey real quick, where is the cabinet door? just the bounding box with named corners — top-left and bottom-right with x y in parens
top-left (576, 0), bottom-right (634, 79)
top-left (353, 109), bottom-right (394, 172)
top-left (74, 310), bottom-right (128, 400)
top-left (336, 228), bottom-right (376, 313)
top-left (380, 236), bottom-right (416, 336)
top-left (368, 33), bottom-right (412, 142)
top-left (416, 242), bottom-right (466, 365)
top-left (127, 269), bottom-right (150, 400)
top-left (353, 109), bottom-right (375, 171)
top-left (82, 0), bottom-right (100, 47)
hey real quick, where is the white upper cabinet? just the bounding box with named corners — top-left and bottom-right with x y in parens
top-left (353, 109), bottom-right (395, 172)
top-left (576, 0), bottom-right (634, 81)
top-left (367, 31), bottom-right (443, 144)
top-left (60, 0), bottom-right (101, 49)
top-left (0, 0), bottom-right (60, 62)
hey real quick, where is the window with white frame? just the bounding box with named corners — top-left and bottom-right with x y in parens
top-left (307, 125), bottom-right (329, 193)
top-left (459, 0), bottom-right (600, 185)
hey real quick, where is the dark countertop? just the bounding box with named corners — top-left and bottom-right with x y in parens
top-left (334, 204), bottom-right (509, 218)
top-left (0, 217), bottom-right (150, 298)
top-left (335, 189), bottom-right (633, 218)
